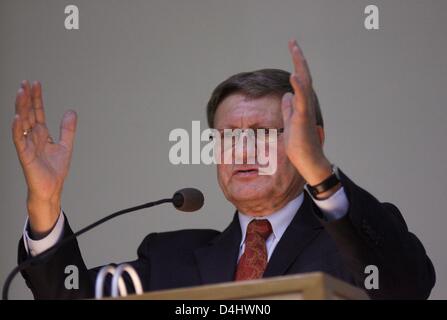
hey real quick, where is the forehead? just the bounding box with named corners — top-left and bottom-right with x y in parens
top-left (214, 93), bottom-right (282, 128)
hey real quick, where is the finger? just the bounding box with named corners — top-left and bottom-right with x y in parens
top-left (290, 74), bottom-right (316, 121)
top-left (289, 40), bottom-right (312, 84)
top-left (281, 92), bottom-right (294, 123)
top-left (289, 73), bottom-right (307, 113)
top-left (288, 39), bottom-right (312, 87)
top-left (31, 81), bottom-right (46, 124)
top-left (12, 114), bottom-right (26, 153)
top-left (58, 110), bottom-right (77, 150)
top-left (15, 86), bottom-right (31, 131)
top-left (20, 80), bottom-right (36, 127)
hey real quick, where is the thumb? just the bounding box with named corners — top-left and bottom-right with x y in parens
top-left (59, 110), bottom-right (78, 149)
top-left (281, 92), bottom-right (294, 123)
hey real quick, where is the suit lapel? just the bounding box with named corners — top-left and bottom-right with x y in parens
top-left (263, 193), bottom-right (323, 278)
top-left (194, 193), bottom-right (323, 283)
top-left (194, 213), bottom-right (241, 284)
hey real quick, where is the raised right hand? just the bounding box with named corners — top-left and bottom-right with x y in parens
top-left (12, 81), bottom-right (77, 237)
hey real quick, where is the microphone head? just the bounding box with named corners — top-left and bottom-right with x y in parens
top-left (172, 188), bottom-right (204, 212)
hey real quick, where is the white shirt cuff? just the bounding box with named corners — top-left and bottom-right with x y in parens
top-left (310, 186), bottom-right (349, 221)
top-left (23, 210), bottom-right (65, 256)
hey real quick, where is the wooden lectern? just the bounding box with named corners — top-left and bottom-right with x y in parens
top-left (117, 272), bottom-right (369, 300)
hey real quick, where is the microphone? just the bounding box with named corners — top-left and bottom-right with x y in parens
top-left (172, 188), bottom-right (204, 212)
top-left (2, 188), bottom-right (204, 300)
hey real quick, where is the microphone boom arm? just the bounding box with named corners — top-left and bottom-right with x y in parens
top-left (2, 198), bottom-right (173, 300)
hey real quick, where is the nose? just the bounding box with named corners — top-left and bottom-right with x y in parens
top-left (234, 131), bottom-right (256, 165)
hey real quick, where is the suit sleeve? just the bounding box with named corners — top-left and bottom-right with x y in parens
top-left (312, 169), bottom-right (436, 299)
top-left (17, 215), bottom-right (154, 300)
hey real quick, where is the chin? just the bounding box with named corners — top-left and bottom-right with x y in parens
top-left (227, 183), bottom-right (271, 203)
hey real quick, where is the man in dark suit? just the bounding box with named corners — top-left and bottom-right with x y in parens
top-left (12, 40), bottom-right (435, 299)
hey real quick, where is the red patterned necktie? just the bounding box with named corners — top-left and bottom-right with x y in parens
top-left (234, 219), bottom-right (273, 281)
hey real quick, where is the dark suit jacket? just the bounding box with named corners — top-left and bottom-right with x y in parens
top-left (18, 170), bottom-right (436, 299)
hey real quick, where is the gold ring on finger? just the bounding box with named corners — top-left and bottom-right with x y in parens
top-left (23, 128), bottom-right (32, 136)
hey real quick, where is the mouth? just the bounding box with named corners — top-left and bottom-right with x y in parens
top-left (233, 167), bottom-right (259, 178)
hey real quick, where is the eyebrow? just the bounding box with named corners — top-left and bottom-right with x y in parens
top-left (216, 122), bottom-right (281, 130)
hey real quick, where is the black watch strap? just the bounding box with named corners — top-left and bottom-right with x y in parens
top-left (307, 169), bottom-right (340, 198)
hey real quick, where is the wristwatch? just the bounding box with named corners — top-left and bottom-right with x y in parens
top-left (306, 165), bottom-right (341, 198)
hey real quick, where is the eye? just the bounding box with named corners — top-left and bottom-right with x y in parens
top-left (256, 128), bottom-right (284, 139)
top-left (255, 128), bottom-right (273, 137)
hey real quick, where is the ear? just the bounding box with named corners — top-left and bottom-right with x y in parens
top-left (316, 126), bottom-right (325, 146)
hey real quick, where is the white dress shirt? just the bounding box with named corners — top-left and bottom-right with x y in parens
top-left (23, 187), bottom-right (350, 257)
top-left (237, 187), bottom-right (349, 261)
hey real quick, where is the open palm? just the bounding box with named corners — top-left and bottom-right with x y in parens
top-left (12, 81), bottom-right (77, 232)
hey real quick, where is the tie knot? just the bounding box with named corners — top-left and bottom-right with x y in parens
top-left (247, 219), bottom-right (272, 240)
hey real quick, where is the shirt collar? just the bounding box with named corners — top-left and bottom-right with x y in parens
top-left (237, 192), bottom-right (304, 248)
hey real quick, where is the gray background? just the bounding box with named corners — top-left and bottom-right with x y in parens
top-left (1, 0), bottom-right (446, 299)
